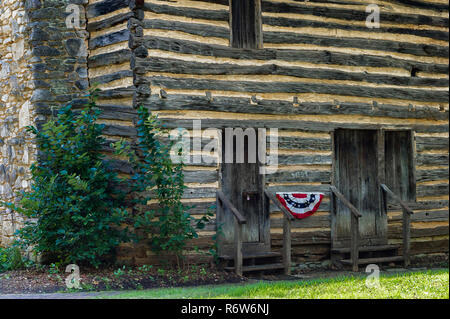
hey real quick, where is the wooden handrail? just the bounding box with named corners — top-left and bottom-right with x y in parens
top-left (216, 190), bottom-right (246, 276)
top-left (264, 190), bottom-right (292, 275)
top-left (380, 184), bottom-right (413, 268)
top-left (330, 186), bottom-right (362, 218)
top-left (330, 185), bottom-right (361, 272)
top-left (264, 190), bottom-right (295, 221)
top-left (380, 184), bottom-right (413, 215)
top-left (217, 190), bottom-right (247, 224)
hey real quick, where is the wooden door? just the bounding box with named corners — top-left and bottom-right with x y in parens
top-left (332, 129), bottom-right (387, 248)
top-left (218, 129), bottom-right (269, 255)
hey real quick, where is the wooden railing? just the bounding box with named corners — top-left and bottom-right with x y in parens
top-left (264, 190), bottom-right (294, 275)
top-left (380, 184), bottom-right (414, 267)
top-left (216, 190), bottom-right (247, 276)
top-left (330, 186), bottom-right (362, 272)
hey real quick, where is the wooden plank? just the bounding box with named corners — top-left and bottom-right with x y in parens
top-left (87, 12), bottom-right (134, 32)
top-left (381, 184), bottom-right (414, 214)
top-left (283, 216), bottom-right (292, 275)
top-left (141, 17), bottom-right (449, 57)
top-left (403, 209), bottom-right (411, 267)
top-left (260, 0), bottom-right (449, 27)
top-left (145, 76), bottom-right (449, 103)
top-left (89, 49), bottom-right (132, 68)
top-left (217, 190), bottom-right (247, 224)
top-left (159, 118), bottom-right (449, 134)
top-left (89, 29), bottom-right (130, 50)
top-left (390, 210), bottom-right (449, 222)
top-left (136, 57), bottom-right (449, 88)
top-left (234, 218), bottom-right (243, 276)
top-left (351, 213), bottom-right (359, 272)
top-left (416, 153), bottom-right (449, 167)
top-left (330, 186), bottom-right (362, 218)
top-left (417, 183), bottom-right (449, 197)
top-left (416, 169), bottom-right (450, 183)
top-left (416, 137), bottom-right (449, 152)
top-left (271, 215), bottom-right (330, 229)
top-left (86, 0), bottom-right (130, 18)
top-left (144, 94), bottom-right (449, 121)
top-left (142, 37), bottom-right (449, 74)
top-left (266, 170), bottom-right (331, 183)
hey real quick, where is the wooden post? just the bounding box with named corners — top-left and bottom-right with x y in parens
top-left (403, 208), bottom-right (411, 268)
top-left (283, 214), bottom-right (292, 275)
top-left (350, 213), bottom-right (359, 272)
top-left (234, 218), bottom-right (243, 276)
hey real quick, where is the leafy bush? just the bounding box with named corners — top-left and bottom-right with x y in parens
top-left (114, 106), bottom-right (211, 266)
top-left (2, 93), bottom-right (130, 267)
top-left (0, 245), bottom-right (27, 273)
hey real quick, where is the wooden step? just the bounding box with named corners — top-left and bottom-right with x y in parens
top-left (220, 251), bottom-right (281, 260)
top-left (341, 256), bottom-right (404, 265)
top-left (332, 245), bottom-right (400, 254)
top-left (225, 263), bottom-right (284, 273)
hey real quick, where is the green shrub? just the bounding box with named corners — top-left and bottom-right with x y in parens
top-left (2, 92), bottom-right (130, 267)
top-left (0, 245), bottom-right (26, 273)
top-left (114, 106), bottom-right (211, 266)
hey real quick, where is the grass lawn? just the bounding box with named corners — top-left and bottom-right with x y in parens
top-left (100, 269), bottom-right (449, 299)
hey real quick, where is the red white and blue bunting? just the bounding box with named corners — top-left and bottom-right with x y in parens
top-left (276, 192), bottom-right (324, 219)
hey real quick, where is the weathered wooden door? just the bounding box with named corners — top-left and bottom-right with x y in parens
top-left (332, 129), bottom-right (387, 248)
top-left (218, 129), bottom-right (269, 255)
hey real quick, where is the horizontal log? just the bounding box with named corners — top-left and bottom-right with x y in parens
top-left (89, 29), bottom-right (130, 50)
top-left (416, 137), bottom-right (449, 152)
top-left (261, 0), bottom-right (449, 28)
top-left (271, 214), bottom-right (330, 228)
top-left (158, 118), bottom-right (449, 134)
top-left (143, 1), bottom-right (228, 20)
top-left (266, 184), bottom-right (331, 193)
top-left (416, 169), bottom-right (449, 183)
top-left (389, 225), bottom-right (449, 239)
top-left (87, 12), bottom-right (134, 32)
top-left (86, 0), bottom-right (130, 19)
top-left (390, 210), bottom-right (449, 222)
top-left (262, 14), bottom-right (449, 41)
top-left (267, 170), bottom-right (331, 183)
top-left (268, 154), bottom-right (332, 166)
top-left (277, 136), bottom-right (331, 151)
top-left (142, 18), bottom-right (448, 58)
top-left (409, 239), bottom-right (449, 255)
top-left (143, 37), bottom-right (449, 74)
top-left (416, 153), bottom-right (449, 167)
top-left (97, 86), bottom-right (135, 99)
top-left (271, 230), bottom-right (331, 245)
top-left (91, 70), bottom-right (133, 85)
top-left (98, 105), bottom-right (137, 122)
top-left (137, 57), bottom-right (449, 88)
top-left (144, 94), bottom-right (448, 121)
top-left (89, 49), bottom-right (132, 68)
top-left (417, 183), bottom-right (449, 198)
top-left (388, 200), bottom-right (449, 211)
top-left (144, 76), bottom-right (449, 103)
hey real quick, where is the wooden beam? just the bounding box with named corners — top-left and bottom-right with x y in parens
top-left (283, 215), bottom-right (292, 275)
top-left (380, 184), bottom-right (413, 215)
top-left (217, 190), bottom-right (247, 224)
top-left (329, 186), bottom-right (362, 218)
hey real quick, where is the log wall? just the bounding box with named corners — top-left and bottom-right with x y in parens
top-left (90, 0), bottom-right (449, 267)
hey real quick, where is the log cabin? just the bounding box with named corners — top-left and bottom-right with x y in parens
top-left (0, 0), bottom-right (448, 273)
